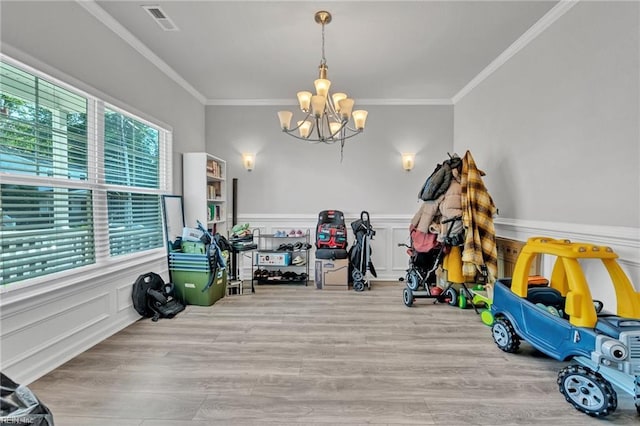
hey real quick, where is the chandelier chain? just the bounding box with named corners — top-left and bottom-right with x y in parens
top-left (321, 22), bottom-right (326, 66)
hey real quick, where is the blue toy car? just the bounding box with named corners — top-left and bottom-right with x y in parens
top-left (488, 237), bottom-right (640, 417)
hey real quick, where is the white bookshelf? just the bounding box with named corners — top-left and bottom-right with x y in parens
top-left (182, 152), bottom-right (227, 235)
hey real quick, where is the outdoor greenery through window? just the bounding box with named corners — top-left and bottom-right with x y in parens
top-left (0, 58), bottom-right (170, 285)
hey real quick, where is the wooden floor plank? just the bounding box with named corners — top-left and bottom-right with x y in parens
top-left (28, 283), bottom-right (638, 425)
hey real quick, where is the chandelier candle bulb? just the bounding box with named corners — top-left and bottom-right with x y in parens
top-left (298, 120), bottom-right (312, 138)
top-left (338, 98), bottom-right (354, 120)
top-left (332, 92), bottom-right (347, 112)
top-left (297, 91), bottom-right (312, 112)
top-left (311, 95), bottom-right (326, 118)
top-left (352, 110), bottom-right (368, 130)
top-left (278, 111), bottom-right (293, 130)
top-left (314, 79), bottom-right (331, 97)
top-left (329, 121), bottom-right (342, 136)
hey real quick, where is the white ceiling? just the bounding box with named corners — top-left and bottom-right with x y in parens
top-left (84, 1), bottom-right (560, 105)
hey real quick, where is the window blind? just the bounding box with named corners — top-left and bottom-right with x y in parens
top-left (107, 191), bottom-right (163, 256)
top-left (0, 62), bottom-right (88, 180)
top-left (0, 58), bottom-right (170, 286)
top-left (0, 185), bottom-right (94, 285)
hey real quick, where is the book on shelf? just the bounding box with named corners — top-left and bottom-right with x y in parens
top-left (207, 182), bottom-right (222, 199)
top-left (208, 204), bottom-right (222, 222)
top-left (206, 159), bottom-right (221, 179)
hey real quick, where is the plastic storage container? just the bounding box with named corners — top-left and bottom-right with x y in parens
top-left (169, 252), bottom-right (226, 306)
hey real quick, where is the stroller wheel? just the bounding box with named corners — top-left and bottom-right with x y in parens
top-left (352, 269), bottom-right (363, 282)
top-left (402, 287), bottom-right (414, 307)
top-left (442, 287), bottom-right (458, 306)
top-left (405, 269), bottom-right (420, 291)
top-left (353, 281), bottom-right (365, 292)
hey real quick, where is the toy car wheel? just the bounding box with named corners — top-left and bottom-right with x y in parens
top-left (557, 364), bottom-right (617, 417)
top-left (443, 287), bottom-right (458, 306)
top-left (403, 287), bottom-right (414, 307)
top-left (405, 269), bottom-right (420, 291)
top-left (353, 281), bottom-right (365, 292)
top-left (491, 318), bottom-right (520, 353)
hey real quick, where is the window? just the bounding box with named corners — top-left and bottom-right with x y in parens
top-left (104, 108), bottom-right (164, 256)
top-left (0, 58), bottom-right (171, 285)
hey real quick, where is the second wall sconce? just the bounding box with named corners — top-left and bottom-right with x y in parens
top-left (242, 153), bottom-right (255, 171)
top-left (402, 153), bottom-right (415, 171)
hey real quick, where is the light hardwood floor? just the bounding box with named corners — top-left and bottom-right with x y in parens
top-left (30, 283), bottom-right (638, 425)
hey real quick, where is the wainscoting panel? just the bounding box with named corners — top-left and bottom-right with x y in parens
top-left (2, 292), bottom-right (110, 367)
top-left (369, 226), bottom-right (388, 274)
top-left (237, 214), bottom-right (414, 282)
top-left (0, 253), bottom-right (169, 385)
top-left (392, 226), bottom-right (413, 276)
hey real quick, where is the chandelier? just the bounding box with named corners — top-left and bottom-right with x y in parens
top-left (277, 11), bottom-right (368, 157)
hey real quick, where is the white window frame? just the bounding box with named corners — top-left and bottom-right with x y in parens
top-left (0, 55), bottom-right (173, 295)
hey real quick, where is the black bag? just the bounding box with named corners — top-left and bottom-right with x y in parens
top-left (316, 210), bottom-right (348, 249)
top-left (132, 272), bottom-right (185, 322)
top-left (1, 373), bottom-right (54, 425)
top-left (315, 248), bottom-right (348, 260)
top-left (418, 155), bottom-right (462, 201)
top-left (214, 233), bottom-right (232, 252)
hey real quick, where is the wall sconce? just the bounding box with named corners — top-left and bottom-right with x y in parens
top-left (242, 153), bottom-right (255, 171)
top-left (401, 153), bottom-right (415, 171)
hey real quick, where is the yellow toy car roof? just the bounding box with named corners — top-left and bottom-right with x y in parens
top-left (510, 237), bottom-right (640, 327)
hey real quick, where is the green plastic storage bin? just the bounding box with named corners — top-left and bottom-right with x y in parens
top-left (172, 268), bottom-right (227, 306)
top-left (181, 241), bottom-right (206, 254)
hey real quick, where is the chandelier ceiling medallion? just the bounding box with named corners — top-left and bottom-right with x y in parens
top-left (277, 11), bottom-right (368, 158)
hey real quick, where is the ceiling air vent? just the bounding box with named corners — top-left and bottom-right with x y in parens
top-left (142, 5), bottom-right (179, 31)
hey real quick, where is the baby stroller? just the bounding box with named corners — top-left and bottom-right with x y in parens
top-left (348, 211), bottom-right (377, 292)
top-left (399, 216), bottom-right (475, 308)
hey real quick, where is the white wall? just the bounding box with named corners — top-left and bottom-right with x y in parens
top-left (454, 1), bottom-right (639, 228)
top-left (453, 1), bottom-right (640, 304)
top-left (0, 1), bottom-right (205, 384)
top-left (205, 104), bottom-right (454, 217)
top-left (204, 104), bottom-right (460, 288)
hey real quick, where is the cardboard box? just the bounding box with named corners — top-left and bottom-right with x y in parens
top-left (256, 252), bottom-right (291, 266)
top-left (315, 259), bottom-right (349, 289)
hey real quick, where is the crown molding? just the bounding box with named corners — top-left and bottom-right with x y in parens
top-left (75, 0), bottom-right (207, 105)
top-left (75, 0), bottom-right (577, 109)
top-left (205, 98), bottom-right (453, 106)
top-left (451, 0), bottom-right (579, 105)
top-left (206, 99), bottom-right (297, 107)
